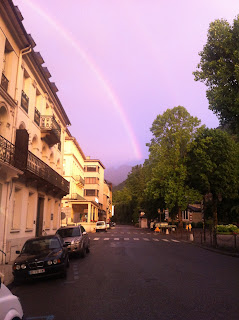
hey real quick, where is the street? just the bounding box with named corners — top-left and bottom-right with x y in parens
top-left (12, 225), bottom-right (239, 320)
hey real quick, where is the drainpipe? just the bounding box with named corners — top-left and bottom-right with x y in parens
top-left (11, 45), bottom-right (32, 142)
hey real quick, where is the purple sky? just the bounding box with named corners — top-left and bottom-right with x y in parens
top-left (14, 0), bottom-right (239, 168)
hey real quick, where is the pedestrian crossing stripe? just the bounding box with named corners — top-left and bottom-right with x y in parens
top-left (92, 237), bottom-right (181, 243)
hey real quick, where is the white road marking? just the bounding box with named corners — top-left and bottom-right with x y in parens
top-left (93, 238), bottom-right (99, 241)
top-left (114, 238), bottom-right (120, 240)
top-left (124, 238), bottom-right (130, 240)
top-left (162, 239), bottom-right (169, 242)
top-left (133, 238), bottom-right (139, 240)
top-left (171, 239), bottom-right (180, 243)
top-left (153, 238), bottom-right (160, 241)
top-left (143, 238), bottom-right (150, 241)
top-left (104, 238), bottom-right (110, 240)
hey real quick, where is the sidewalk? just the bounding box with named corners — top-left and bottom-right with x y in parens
top-left (0, 263), bottom-right (13, 286)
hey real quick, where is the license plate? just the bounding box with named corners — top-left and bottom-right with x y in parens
top-left (29, 269), bottom-right (45, 275)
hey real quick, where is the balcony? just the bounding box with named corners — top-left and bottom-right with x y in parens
top-left (0, 134), bottom-right (15, 166)
top-left (71, 193), bottom-right (85, 200)
top-left (40, 115), bottom-right (61, 147)
top-left (75, 175), bottom-right (85, 187)
top-left (21, 90), bottom-right (29, 113)
top-left (34, 107), bottom-right (41, 126)
top-left (0, 135), bottom-right (23, 181)
top-left (26, 151), bottom-right (69, 195)
top-left (1, 73), bottom-right (9, 91)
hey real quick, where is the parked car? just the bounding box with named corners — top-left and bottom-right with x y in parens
top-left (56, 225), bottom-right (90, 257)
top-left (12, 235), bottom-right (69, 283)
top-left (96, 221), bottom-right (107, 232)
top-left (110, 222), bottom-right (116, 227)
top-left (0, 278), bottom-right (23, 320)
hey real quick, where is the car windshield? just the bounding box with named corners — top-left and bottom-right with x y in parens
top-left (57, 228), bottom-right (80, 238)
top-left (97, 222), bottom-right (105, 226)
top-left (21, 238), bottom-right (61, 254)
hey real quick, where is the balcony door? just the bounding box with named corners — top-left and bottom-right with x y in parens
top-left (36, 196), bottom-right (44, 237)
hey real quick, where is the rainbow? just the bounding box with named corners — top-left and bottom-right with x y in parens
top-left (21, 0), bottom-right (142, 160)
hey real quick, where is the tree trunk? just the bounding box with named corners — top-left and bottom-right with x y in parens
top-left (212, 197), bottom-right (218, 247)
top-left (178, 207), bottom-right (183, 229)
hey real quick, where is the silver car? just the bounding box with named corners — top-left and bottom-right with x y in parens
top-left (56, 225), bottom-right (90, 258)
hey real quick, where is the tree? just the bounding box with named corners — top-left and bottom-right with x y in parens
top-left (187, 128), bottom-right (239, 246)
top-left (146, 106), bottom-right (202, 227)
top-left (193, 17), bottom-right (239, 134)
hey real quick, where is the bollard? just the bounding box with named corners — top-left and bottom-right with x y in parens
top-left (189, 233), bottom-right (194, 241)
top-left (166, 229), bottom-right (169, 235)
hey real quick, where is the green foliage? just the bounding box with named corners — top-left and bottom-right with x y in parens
top-left (146, 107), bottom-right (202, 216)
top-left (193, 16), bottom-right (239, 134)
top-left (217, 224), bottom-right (239, 233)
top-left (187, 128), bottom-right (239, 198)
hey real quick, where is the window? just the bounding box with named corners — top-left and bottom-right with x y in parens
top-left (12, 187), bottom-right (22, 230)
top-left (85, 189), bottom-right (96, 196)
top-left (85, 177), bottom-right (98, 184)
top-left (26, 192), bottom-right (35, 229)
top-left (80, 226), bottom-right (85, 233)
top-left (182, 210), bottom-right (189, 220)
top-left (1, 39), bottom-right (13, 92)
top-left (85, 166), bottom-right (97, 172)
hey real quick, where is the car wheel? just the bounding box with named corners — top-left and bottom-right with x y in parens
top-left (13, 277), bottom-right (21, 286)
top-left (81, 246), bottom-right (86, 258)
top-left (60, 266), bottom-right (67, 278)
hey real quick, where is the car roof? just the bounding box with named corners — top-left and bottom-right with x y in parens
top-left (57, 226), bottom-right (80, 230)
top-left (25, 235), bottom-right (61, 242)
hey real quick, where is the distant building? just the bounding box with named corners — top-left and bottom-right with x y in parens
top-left (61, 131), bottom-right (99, 232)
top-left (182, 204), bottom-right (203, 224)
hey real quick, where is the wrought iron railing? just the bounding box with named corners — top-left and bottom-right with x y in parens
top-left (40, 115), bottom-right (61, 140)
top-left (1, 73), bottom-right (9, 91)
top-left (34, 107), bottom-right (41, 126)
top-left (27, 151), bottom-right (69, 194)
top-left (21, 90), bottom-right (29, 113)
top-left (0, 135), bottom-right (15, 166)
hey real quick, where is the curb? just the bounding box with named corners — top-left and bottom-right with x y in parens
top-left (186, 240), bottom-right (239, 258)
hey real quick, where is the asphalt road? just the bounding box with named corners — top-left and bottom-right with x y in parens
top-left (11, 225), bottom-right (239, 320)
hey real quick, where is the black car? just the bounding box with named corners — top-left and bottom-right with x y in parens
top-left (12, 235), bottom-right (69, 283)
top-left (56, 225), bottom-right (90, 257)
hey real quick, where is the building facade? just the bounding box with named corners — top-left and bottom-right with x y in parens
top-left (0, 1), bottom-right (70, 263)
top-left (61, 131), bottom-right (99, 232)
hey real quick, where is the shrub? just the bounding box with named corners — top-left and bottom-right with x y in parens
top-left (217, 224), bottom-right (239, 233)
